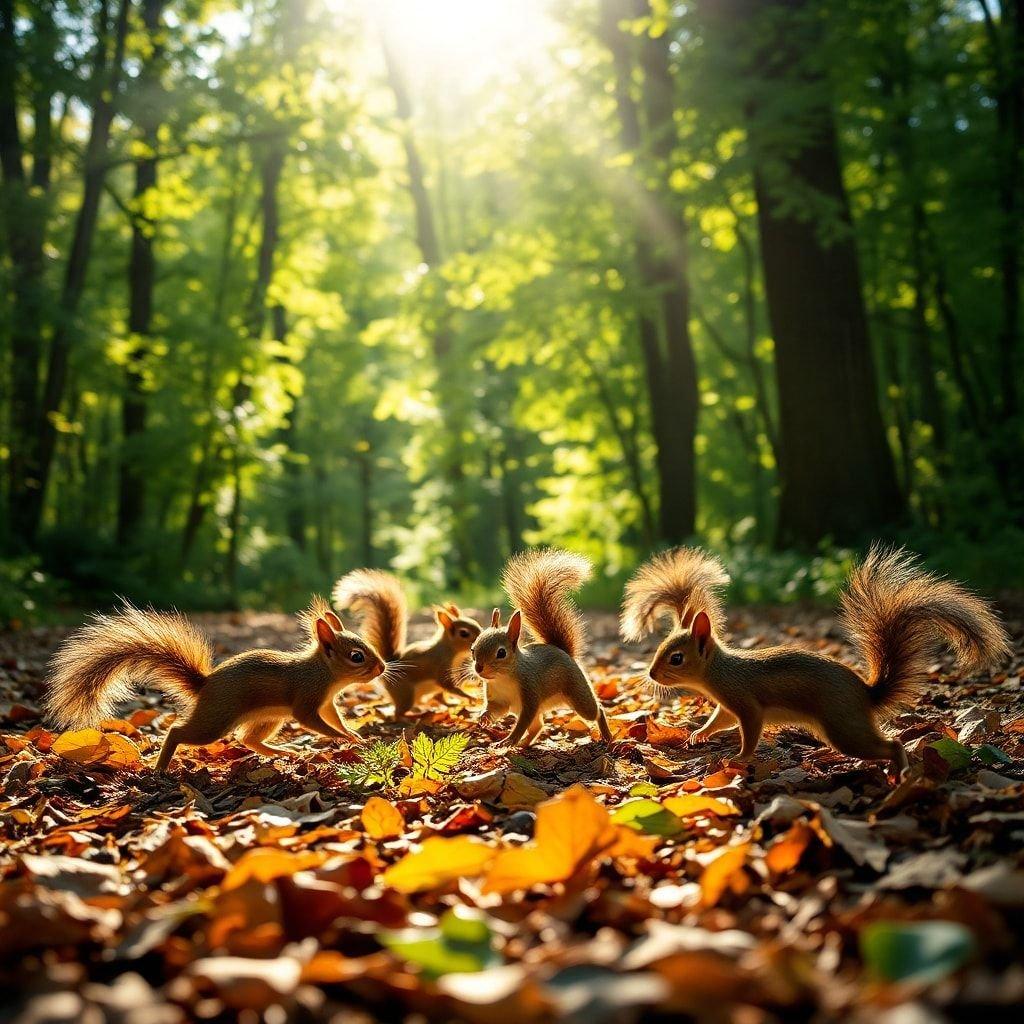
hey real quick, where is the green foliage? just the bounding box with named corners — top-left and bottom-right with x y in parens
top-left (0, 558), bottom-right (65, 628)
top-left (381, 908), bottom-right (497, 978)
top-left (410, 732), bottom-right (470, 781)
top-left (338, 740), bottom-right (403, 790)
top-left (1, 0), bottom-right (1022, 609)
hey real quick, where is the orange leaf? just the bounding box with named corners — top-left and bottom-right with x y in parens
top-left (662, 794), bottom-right (740, 819)
top-left (361, 797), bottom-right (405, 840)
top-left (647, 719), bottom-right (691, 745)
top-left (381, 836), bottom-right (496, 894)
top-left (699, 842), bottom-right (750, 907)
top-left (397, 776), bottom-right (443, 796)
top-left (483, 785), bottom-right (654, 895)
top-left (764, 821), bottom-right (814, 875)
top-left (222, 848), bottom-right (326, 890)
top-left (52, 728), bottom-right (109, 764)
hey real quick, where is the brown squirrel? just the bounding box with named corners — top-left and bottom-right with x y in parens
top-left (471, 549), bottom-right (613, 747)
top-left (43, 596), bottom-right (386, 772)
top-left (332, 569), bottom-right (482, 718)
top-left (622, 545), bottom-right (1010, 776)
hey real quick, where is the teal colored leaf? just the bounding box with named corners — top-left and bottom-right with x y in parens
top-left (976, 744), bottom-right (1012, 766)
top-left (381, 908), bottom-right (496, 978)
top-left (860, 920), bottom-right (974, 984)
top-left (929, 739), bottom-right (972, 772)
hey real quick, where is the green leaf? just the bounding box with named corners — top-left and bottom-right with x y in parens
top-left (411, 732), bottom-right (470, 780)
top-left (610, 798), bottom-right (684, 837)
top-left (928, 739), bottom-right (973, 772)
top-left (381, 908), bottom-right (496, 978)
top-left (628, 782), bottom-right (659, 798)
top-left (860, 921), bottom-right (975, 984)
top-left (976, 744), bottom-right (1012, 766)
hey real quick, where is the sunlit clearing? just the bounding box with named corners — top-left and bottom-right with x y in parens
top-left (356, 0), bottom-right (558, 86)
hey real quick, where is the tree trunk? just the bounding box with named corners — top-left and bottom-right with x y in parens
top-left (118, 0), bottom-right (165, 546)
top-left (734, 0), bottom-right (904, 545)
top-left (26, 0), bottom-right (132, 541)
top-left (1, 0), bottom-right (53, 545)
top-left (379, 29), bottom-right (474, 580)
top-left (274, 304), bottom-right (307, 551)
top-left (600, 0), bottom-right (699, 543)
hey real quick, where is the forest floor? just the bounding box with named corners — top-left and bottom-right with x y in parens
top-left (1, 604), bottom-right (1023, 1023)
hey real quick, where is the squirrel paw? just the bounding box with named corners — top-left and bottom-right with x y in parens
top-left (688, 730), bottom-right (711, 747)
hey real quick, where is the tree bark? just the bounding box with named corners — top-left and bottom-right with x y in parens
top-left (600, 0), bottom-right (699, 543)
top-left (118, 0), bottom-right (166, 546)
top-left (730, 0), bottom-right (904, 545)
top-left (1, 0), bottom-right (54, 545)
top-left (26, 0), bottom-right (132, 541)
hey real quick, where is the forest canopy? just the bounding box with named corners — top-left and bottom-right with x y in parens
top-left (1, 0), bottom-right (1022, 615)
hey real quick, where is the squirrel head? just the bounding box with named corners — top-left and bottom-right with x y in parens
top-left (470, 609), bottom-right (522, 679)
top-left (647, 611), bottom-right (715, 692)
top-left (434, 605), bottom-right (482, 651)
top-left (314, 613), bottom-right (386, 681)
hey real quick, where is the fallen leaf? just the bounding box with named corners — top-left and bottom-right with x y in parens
top-left (699, 843), bottom-right (750, 907)
top-left (382, 836), bottom-right (496, 894)
top-left (361, 796), bottom-right (405, 840)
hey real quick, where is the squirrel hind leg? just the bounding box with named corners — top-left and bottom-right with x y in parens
top-left (154, 709), bottom-right (234, 773)
top-left (238, 718), bottom-right (291, 758)
top-left (821, 715), bottom-right (905, 772)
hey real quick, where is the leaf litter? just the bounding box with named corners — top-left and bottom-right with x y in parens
top-left (0, 605), bottom-right (1022, 1021)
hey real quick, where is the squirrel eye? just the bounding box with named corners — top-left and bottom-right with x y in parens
top-left (350, 650), bottom-right (365, 664)
top-left (459, 628), bottom-right (470, 638)
top-left (669, 652), bottom-right (684, 666)
top-left (496, 648), bottom-right (507, 659)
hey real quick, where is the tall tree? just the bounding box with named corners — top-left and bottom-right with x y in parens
top-left (718, 0), bottom-right (904, 545)
top-left (118, 0), bottom-right (167, 545)
top-left (26, 0), bottom-right (132, 541)
top-left (1, 0), bottom-right (57, 546)
top-left (599, 0), bottom-right (700, 542)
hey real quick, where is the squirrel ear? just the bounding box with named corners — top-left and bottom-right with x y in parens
top-left (447, 603), bottom-right (460, 616)
top-left (324, 610), bottom-right (343, 632)
top-left (437, 609), bottom-right (454, 630)
top-left (692, 611), bottom-right (712, 654)
top-left (507, 609), bottom-right (522, 646)
top-left (491, 608), bottom-right (501, 628)
top-left (315, 617), bottom-right (336, 656)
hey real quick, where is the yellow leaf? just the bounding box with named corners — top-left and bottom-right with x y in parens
top-left (101, 732), bottom-right (143, 768)
top-left (52, 728), bottom-right (110, 764)
top-left (52, 727), bottom-right (142, 768)
top-left (222, 848), bottom-right (326, 890)
top-left (397, 776), bottom-right (443, 796)
top-left (483, 785), bottom-right (651, 895)
top-left (700, 842), bottom-right (750, 907)
top-left (382, 836), bottom-right (496, 894)
top-left (663, 794), bottom-right (740, 819)
top-left (361, 796), bottom-right (405, 840)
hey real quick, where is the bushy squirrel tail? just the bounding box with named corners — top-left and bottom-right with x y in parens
top-left (503, 549), bottom-right (592, 659)
top-left (620, 547), bottom-right (730, 642)
top-left (44, 603), bottom-right (213, 728)
top-left (841, 544), bottom-right (1010, 714)
top-left (332, 569), bottom-right (407, 661)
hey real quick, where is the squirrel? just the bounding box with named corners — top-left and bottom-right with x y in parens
top-left (332, 569), bottom-right (482, 718)
top-left (471, 548), bottom-right (613, 747)
top-left (42, 596), bottom-right (386, 773)
top-left (621, 545), bottom-right (1011, 776)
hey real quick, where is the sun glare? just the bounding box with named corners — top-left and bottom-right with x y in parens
top-left (365, 0), bottom-right (558, 87)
